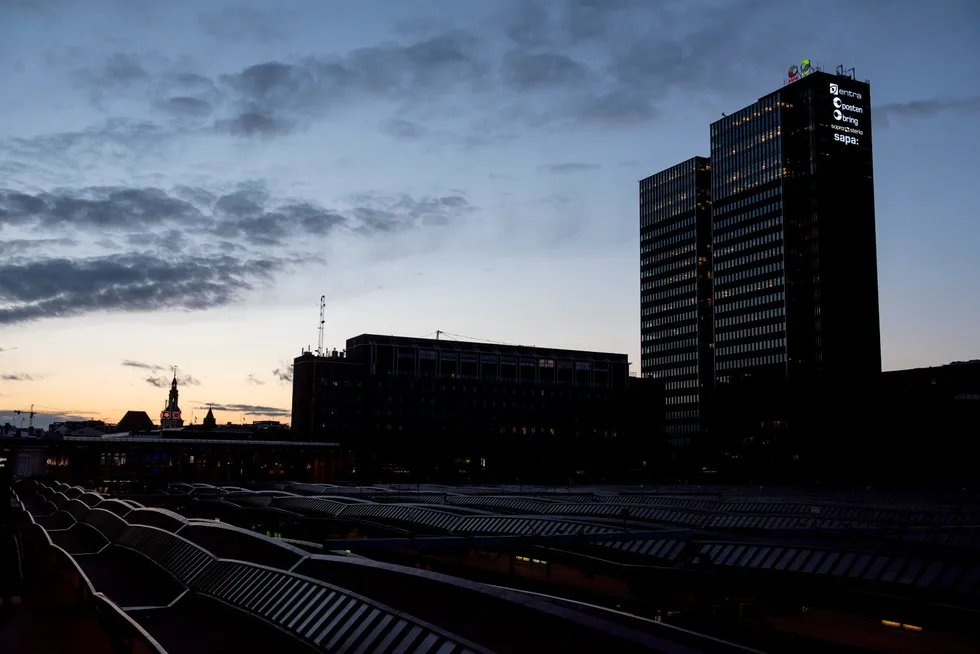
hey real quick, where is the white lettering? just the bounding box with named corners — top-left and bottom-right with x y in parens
top-left (830, 82), bottom-right (863, 100)
top-left (833, 97), bottom-right (864, 113)
top-left (834, 133), bottom-right (860, 146)
top-left (831, 123), bottom-right (864, 136)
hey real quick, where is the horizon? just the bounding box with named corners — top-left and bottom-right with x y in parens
top-left (2, 0), bottom-right (979, 424)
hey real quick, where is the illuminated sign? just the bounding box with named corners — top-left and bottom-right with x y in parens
top-left (787, 59), bottom-right (813, 83)
top-left (829, 81), bottom-right (866, 146)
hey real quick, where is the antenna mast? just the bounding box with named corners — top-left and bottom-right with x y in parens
top-left (317, 295), bottom-right (326, 356)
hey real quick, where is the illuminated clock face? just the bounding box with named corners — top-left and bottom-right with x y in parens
top-left (162, 411), bottom-right (171, 418)
top-left (173, 412), bottom-right (181, 419)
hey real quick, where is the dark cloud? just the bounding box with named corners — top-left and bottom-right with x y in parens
top-left (0, 253), bottom-right (284, 325)
top-left (145, 374), bottom-right (200, 388)
top-left (215, 112), bottom-right (295, 137)
top-left (273, 364), bottom-right (293, 383)
top-left (121, 360), bottom-right (165, 371)
top-left (159, 96), bottom-right (213, 117)
top-left (0, 347), bottom-right (15, 353)
top-left (0, 238), bottom-right (75, 257)
top-left (195, 402), bottom-right (290, 418)
top-left (1, 373), bottom-right (33, 381)
top-left (875, 97), bottom-right (980, 128)
top-left (62, 1), bottom-right (816, 138)
top-left (1, 184), bottom-right (468, 247)
top-left (0, 186), bottom-right (202, 231)
top-left (500, 51), bottom-right (592, 91)
top-left (380, 118), bottom-right (433, 140)
top-left (246, 374), bottom-right (265, 386)
top-left (539, 162), bottom-right (601, 174)
top-left (0, 179), bottom-right (469, 325)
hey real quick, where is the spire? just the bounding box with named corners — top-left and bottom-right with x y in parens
top-left (172, 366), bottom-right (178, 389)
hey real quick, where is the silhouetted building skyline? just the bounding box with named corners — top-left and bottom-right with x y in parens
top-left (292, 334), bottom-right (650, 481)
top-left (639, 156), bottom-right (712, 445)
top-left (641, 66), bottom-right (881, 464)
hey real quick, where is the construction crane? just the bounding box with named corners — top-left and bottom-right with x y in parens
top-left (316, 294), bottom-right (326, 356)
top-left (13, 404), bottom-right (35, 429)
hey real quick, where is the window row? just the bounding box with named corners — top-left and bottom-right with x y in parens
top-left (713, 187), bottom-right (782, 219)
top-left (716, 337), bottom-right (786, 357)
top-left (666, 410), bottom-right (699, 420)
top-left (641, 283), bottom-right (696, 302)
top-left (714, 291), bottom-right (785, 314)
top-left (642, 297), bottom-right (697, 316)
top-left (642, 365), bottom-right (697, 379)
top-left (716, 352), bottom-right (787, 371)
top-left (716, 306), bottom-right (785, 327)
top-left (646, 351), bottom-right (698, 366)
top-left (640, 218), bottom-right (695, 249)
top-left (641, 268), bottom-right (697, 287)
top-left (641, 228), bottom-right (696, 252)
top-left (714, 229), bottom-right (782, 258)
top-left (641, 243), bottom-right (695, 267)
top-left (642, 310), bottom-right (696, 328)
top-left (715, 320), bottom-right (786, 343)
top-left (666, 379), bottom-right (698, 390)
top-left (714, 205), bottom-right (782, 234)
top-left (642, 323), bottom-right (696, 342)
top-left (715, 249), bottom-right (783, 276)
top-left (666, 394), bottom-right (699, 405)
top-left (641, 338), bottom-right (696, 354)
top-left (715, 276), bottom-right (783, 300)
top-left (641, 257), bottom-right (695, 279)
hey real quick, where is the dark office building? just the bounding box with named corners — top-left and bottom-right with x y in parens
top-left (711, 67), bottom-right (879, 385)
top-left (292, 334), bottom-right (650, 481)
top-left (639, 157), bottom-right (712, 444)
top-left (706, 67), bottom-right (881, 467)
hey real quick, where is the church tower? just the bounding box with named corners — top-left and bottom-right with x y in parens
top-left (160, 369), bottom-right (184, 429)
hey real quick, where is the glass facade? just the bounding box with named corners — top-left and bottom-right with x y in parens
top-left (710, 95), bottom-right (788, 382)
top-left (639, 157), bottom-right (711, 442)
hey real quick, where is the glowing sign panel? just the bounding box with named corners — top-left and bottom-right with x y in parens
top-left (829, 82), bottom-right (866, 146)
top-left (787, 59), bottom-right (813, 83)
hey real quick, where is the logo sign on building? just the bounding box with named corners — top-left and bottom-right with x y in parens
top-left (787, 59), bottom-right (813, 83)
top-left (829, 82), bottom-right (866, 146)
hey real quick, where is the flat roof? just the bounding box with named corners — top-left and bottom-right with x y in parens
top-left (57, 436), bottom-right (338, 447)
top-left (346, 333), bottom-right (629, 361)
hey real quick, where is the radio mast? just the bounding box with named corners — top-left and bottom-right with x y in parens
top-left (316, 295), bottom-right (326, 356)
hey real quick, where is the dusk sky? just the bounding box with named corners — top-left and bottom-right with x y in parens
top-left (1, 0), bottom-right (978, 427)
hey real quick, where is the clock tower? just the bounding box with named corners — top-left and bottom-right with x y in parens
top-left (160, 369), bottom-right (184, 429)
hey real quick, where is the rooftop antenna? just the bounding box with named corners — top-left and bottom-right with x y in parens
top-left (317, 294), bottom-right (326, 356)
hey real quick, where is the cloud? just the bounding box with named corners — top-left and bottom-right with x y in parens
top-left (0, 347), bottom-right (16, 353)
top-left (158, 96), bottom-right (213, 117)
top-left (500, 51), bottom-right (593, 91)
top-left (539, 162), bottom-right (601, 174)
top-left (0, 181), bottom-right (470, 325)
top-left (198, 6), bottom-right (291, 42)
top-left (1, 373), bottom-right (33, 381)
top-left (122, 360), bottom-right (165, 371)
top-left (0, 185), bottom-right (470, 246)
top-left (195, 402), bottom-right (290, 418)
top-left (246, 374), bottom-right (265, 386)
top-left (215, 112), bottom-right (295, 137)
top-left (273, 364), bottom-right (293, 383)
top-left (0, 253), bottom-right (284, 325)
top-left (59, 1), bottom-right (803, 144)
top-left (875, 97), bottom-right (980, 128)
top-left (145, 373), bottom-right (200, 388)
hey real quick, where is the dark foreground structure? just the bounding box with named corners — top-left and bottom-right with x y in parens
top-left (5, 479), bottom-right (785, 654)
top-left (7, 479), bottom-right (980, 653)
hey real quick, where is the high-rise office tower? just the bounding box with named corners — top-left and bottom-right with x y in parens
top-left (710, 67), bottom-right (880, 389)
top-left (639, 157), bottom-right (712, 443)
